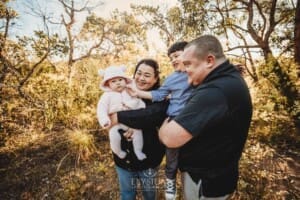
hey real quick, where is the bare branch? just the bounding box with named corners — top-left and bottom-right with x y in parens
top-left (231, 28), bottom-right (258, 81)
top-left (72, 36), bottom-right (105, 62)
top-left (253, 0), bottom-right (267, 35)
top-left (264, 0), bottom-right (277, 42)
top-left (58, 0), bottom-right (100, 13)
top-left (246, 0), bottom-right (264, 45)
top-left (0, 8), bottom-right (15, 85)
top-left (226, 44), bottom-right (261, 51)
top-left (58, 0), bottom-right (72, 15)
top-left (231, 24), bottom-right (250, 33)
top-left (0, 8), bottom-right (11, 53)
top-left (3, 9), bottom-right (10, 40)
top-left (277, 45), bottom-right (293, 58)
top-left (23, 0), bottom-right (44, 18)
top-left (215, 0), bottom-right (229, 39)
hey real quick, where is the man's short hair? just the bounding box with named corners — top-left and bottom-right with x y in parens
top-left (186, 35), bottom-right (225, 59)
top-left (167, 41), bottom-right (188, 57)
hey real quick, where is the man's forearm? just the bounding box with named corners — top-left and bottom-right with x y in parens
top-left (109, 113), bottom-right (118, 127)
top-left (159, 120), bottom-right (193, 148)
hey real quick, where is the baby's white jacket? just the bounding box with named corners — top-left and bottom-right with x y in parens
top-left (97, 88), bottom-right (145, 128)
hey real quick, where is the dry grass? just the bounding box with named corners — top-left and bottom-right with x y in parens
top-left (66, 129), bottom-right (97, 164)
top-left (1, 124), bottom-right (299, 200)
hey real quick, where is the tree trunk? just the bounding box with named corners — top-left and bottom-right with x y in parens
top-left (295, 0), bottom-right (300, 64)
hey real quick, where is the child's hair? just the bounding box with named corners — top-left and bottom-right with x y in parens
top-left (167, 41), bottom-right (188, 57)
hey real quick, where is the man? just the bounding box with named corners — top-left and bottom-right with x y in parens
top-left (159, 35), bottom-right (253, 200)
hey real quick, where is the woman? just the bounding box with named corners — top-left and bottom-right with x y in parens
top-left (109, 59), bottom-right (168, 200)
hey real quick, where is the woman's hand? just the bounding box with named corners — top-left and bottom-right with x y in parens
top-left (109, 113), bottom-right (132, 140)
top-left (123, 128), bottom-right (134, 141)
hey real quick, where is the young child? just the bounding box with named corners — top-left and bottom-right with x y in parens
top-left (97, 65), bottom-right (147, 161)
top-left (129, 42), bottom-right (192, 200)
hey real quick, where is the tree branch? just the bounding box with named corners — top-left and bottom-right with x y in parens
top-left (253, 0), bottom-right (267, 35)
top-left (226, 44), bottom-right (261, 51)
top-left (246, 0), bottom-right (264, 45)
top-left (18, 13), bottom-right (51, 93)
top-left (264, 0), bottom-right (277, 42)
top-left (72, 36), bottom-right (105, 62)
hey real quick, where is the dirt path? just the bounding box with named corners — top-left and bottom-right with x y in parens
top-left (0, 129), bottom-right (299, 199)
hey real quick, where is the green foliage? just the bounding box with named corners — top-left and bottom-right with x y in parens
top-left (257, 56), bottom-right (299, 126)
top-left (24, 60), bottom-right (101, 130)
top-left (0, 0), bottom-right (18, 19)
top-left (131, 2), bottom-right (209, 45)
top-left (253, 58), bottom-right (299, 141)
top-left (17, 32), bottom-right (68, 59)
top-left (0, 38), bottom-right (28, 82)
top-left (80, 11), bottom-right (146, 57)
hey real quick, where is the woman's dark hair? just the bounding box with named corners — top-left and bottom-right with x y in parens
top-left (134, 59), bottom-right (160, 90)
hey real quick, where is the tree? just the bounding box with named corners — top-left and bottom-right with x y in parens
top-left (80, 11), bottom-right (146, 59)
top-left (54, 0), bottom-right (146, 85)
top-left (225, 0), bottom-right (298, 127)
top-left (0, 0), bottom-right (66, 102)
top-left (133, 0), bottom-right (299, 127)
top-left (174, 0), bottom-right (300, 127)
top-left (131, 3), bottom-right (207, 47)
top-left (295, 0), bottom-right (300, 64)
top-left (55, 0), bottom-right (103, 79)
top-left (0, 0), bottom-right (18, 86)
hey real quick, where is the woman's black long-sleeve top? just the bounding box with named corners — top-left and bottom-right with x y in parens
top-left (115, 99), bottom-right (168, 171)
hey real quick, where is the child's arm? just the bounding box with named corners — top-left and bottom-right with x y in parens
top-left (135, 89), bottom-right (152, 100)
top-left (96, 93), bottom-right (111, 128)
top-left (122, 91), bottom-right (145, 109)
top-left (127, 78), bottom-right (171, 102)
top-left (126, 83), bottom-right (152, 100)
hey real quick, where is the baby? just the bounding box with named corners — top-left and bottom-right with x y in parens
top-left (97, 65), bottom-right (147, 160)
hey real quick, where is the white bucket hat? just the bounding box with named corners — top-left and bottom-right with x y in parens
top-left (98, 65), bottom-right (132, 90)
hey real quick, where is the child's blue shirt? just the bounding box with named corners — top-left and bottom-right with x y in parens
top-left (151, 71), bottom-right (194, 116)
